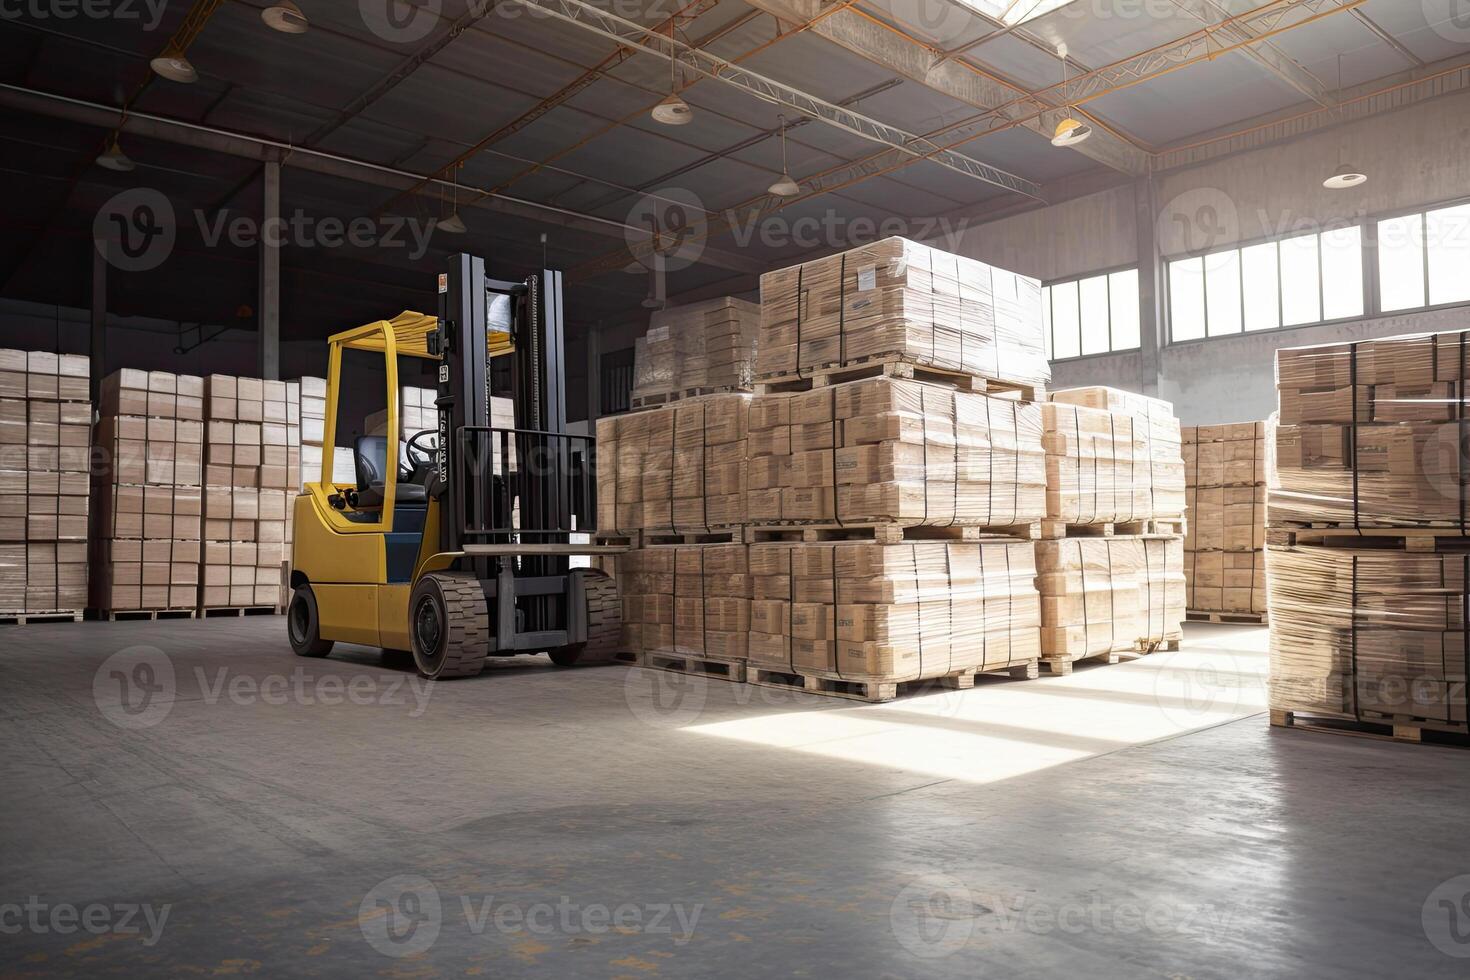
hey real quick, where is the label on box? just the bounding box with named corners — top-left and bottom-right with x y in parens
top-left (856, 266), bottom-right (876, 291)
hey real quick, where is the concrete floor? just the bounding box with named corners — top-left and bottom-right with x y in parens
top-left (1, 619), bottom-right (1467, 978)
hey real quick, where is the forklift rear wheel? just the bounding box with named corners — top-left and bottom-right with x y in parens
top-left (287, 586), bottom-right (334, 658)
top-left (409, 572), bottom-right (491, 679)
top-left (548, 569), bottom-right (622, 667)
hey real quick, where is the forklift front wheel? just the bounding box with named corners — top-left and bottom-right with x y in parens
top-left (287, 586), bottom-right (334, 658)
top-left (408, 572), bottom-right (491, 679)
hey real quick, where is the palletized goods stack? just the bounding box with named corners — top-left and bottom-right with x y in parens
top-left (1268, 329), bottom-right (1470, 741)
top-left (632, 296), bottom-right (760, 407)
top-left (0, 351), bottom-right (91, 620)
top-left (293, 376), bottom-right (338, 488)
top-left (199, 376), bottom-right (297, 612)
top-left (91, 369), bottom-right (204, 616)
top-left (596, 241), bottom-right (1055, 701)
top-left (1034, 386), bottom-right (1186, 674)
top-left (1183, 423), bottom-right (1267, 622)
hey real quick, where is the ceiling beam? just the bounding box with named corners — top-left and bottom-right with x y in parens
top-left (515, 0), bottom-right (1044, 200)
top-left (742, 0), bottom-right (1149, 176)
top-left (1167, 0), bottom-right (1333, 106)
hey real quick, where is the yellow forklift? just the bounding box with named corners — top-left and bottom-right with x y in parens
top-left (286, 255), bottom-right (623, 678)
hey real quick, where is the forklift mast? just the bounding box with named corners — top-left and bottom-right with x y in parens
top-left (431, 254), bottom-right (598, 651)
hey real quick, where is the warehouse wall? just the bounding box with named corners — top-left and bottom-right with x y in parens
top-left (950, 89), bottom-right (1470, 425)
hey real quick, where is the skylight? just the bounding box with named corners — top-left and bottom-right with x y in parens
top-left (956, 0), bottom-right (1077, 26)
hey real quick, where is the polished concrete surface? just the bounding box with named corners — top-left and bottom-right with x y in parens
top-left (1, 619), bottom-right (1467, 978)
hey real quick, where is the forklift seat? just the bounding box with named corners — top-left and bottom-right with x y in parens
top-left (353, 435), bottom-right (427, 510)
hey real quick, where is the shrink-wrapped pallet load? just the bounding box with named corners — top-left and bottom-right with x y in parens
top-left (1034, 536), bottom-right (1184, 671)
top-left (1268, 543), bottom-right (1468, 731)
top-left (595, 393), bottom-right (751, 535)
top-left (1184, 423), bottom-right (1267, 617)
top-left (91, 369), bottom-right (205, 613)
top-left (617, 544), bottom-right (750, 664)
top-left (1271, 331), bottom-right (1470, 528)
top-left (744, 540), bottom-right (1041, 697)
top-left (1042, 387), bottom-right (1185, 528)
top-left (0, 351), bottom-right (92, 616)
top-left (756, 237), bottom-right (1050, 390)
top-left (632, 296), bottom-right (760, 404)
top-left (745, 377), bottom-right (1045, 530)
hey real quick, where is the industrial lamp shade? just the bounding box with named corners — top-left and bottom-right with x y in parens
top-left (651, 93), bottom-right (693, 126)
top-left (262, 1), bottom-right (310, 33)
top-left (438, 212), bottom-right (467, 234)
top-left (1323, 163), bottom-right (1368, 190)
top-left (150, 47), bottom-right (198, 83)
top-left (1051, 116), bottom-right (1091, 148)
top-left (767, 172), bottom-right (800, 197)
top-left (96, 139), bottom-right (135, 173)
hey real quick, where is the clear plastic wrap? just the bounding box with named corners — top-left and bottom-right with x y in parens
top-left (756, 237), bottom-right (1050, 388)
top-left (617, 544), bottom-right (750, 661)
top-left (1267, 542), bottom-right (1468, 730)
top-left (1041, 386), bottom-right (1185, 525)
top-left (1272, 329), bottom-right (1470, 528)
top-left (744, 540), bottom-right (1040, 683)
top-left (1183, 421), bottom-right (1267, 614)
top-left (632, 296), bottom-right (760, 401)
top-left (1034, 536), bottom-right (1184, 663)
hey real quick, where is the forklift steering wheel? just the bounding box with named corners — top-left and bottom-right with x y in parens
top-left (404, 429), bottom-right (437, 472)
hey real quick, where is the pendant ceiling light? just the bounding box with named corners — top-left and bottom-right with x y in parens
top-left (1049, 43), bottom-right (1091, 148)
top-left (150, 45), bottom-right (198, 83)
top-left (96, 137), bottom-right (136, 173)
top-left (262, 1), bottom-right (310, 34)
top-left (768, 115), bottom-right (800, 197)
top-left (1323, 55), bottom-right (1366, 190)
top-left (439, 165), bottom-right (467, 233)
top-left (651, 23), bottom-right (692, 125)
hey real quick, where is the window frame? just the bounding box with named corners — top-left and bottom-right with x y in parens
top-left (1041, 263), bottom-right (1143, 364)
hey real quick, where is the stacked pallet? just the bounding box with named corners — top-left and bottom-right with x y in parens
top-left (756, 236), bottom-right (1050, 392)
top-left (92, 369), bottom-right (205, 615)
top-left (632, 296), bottom-right (760, 406)
top-left (1268, 329), bottom-right (1470, 741)
top-left (0, 351), bottom-right (91, 620)
top-left (294, 376), bottom-right (338, 487)
top-left (1033, 386), bottom-right (1186, 673)
top-left (616, 544), bottom-right (750, 678)
top-left (744, 540), bottom-right (1041, 699)
top-left (200, 376), bottom-right (296, 612)
top-left (1184, 423), bottom-right (1267, 621)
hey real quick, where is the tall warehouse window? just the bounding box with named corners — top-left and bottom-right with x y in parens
top-left (1378, 202), bottom-right (1470, 311)
top-left (1041, 268), bottom-right (1141, 360)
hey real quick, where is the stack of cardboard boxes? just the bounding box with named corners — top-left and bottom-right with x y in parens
top-left (92, 369), bottom-right (205, 613)
top-left (0, 351), bottom-right (91, 616)
top-left (1268, 329), bottom-right (1470, 737)
top-left (1033, 386), bottom-right (1187, 673)
top-left (1183, 423), bottom-right (1267, 619)
top-left (632, 296), bottom-right (760, 406)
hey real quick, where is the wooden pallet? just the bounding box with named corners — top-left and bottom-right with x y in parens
top-left (1270, 708), bottom-right (1470, 746)
top-left (1040, 636), bottom-right (1181, 675)
top-left (614, 648), bottom-right (746, 682)
top-left (743, 521), bottom-right (1038, 544)
top-left (1039, 517), bottom-right (1186, 539)
top-left (639, 528), bottom-right (743, 547)
top-left (630, 386), bottom-right (748, 409)
top-left (747, 659), bottom-right (1039, 703)
top-left (1268, 525), bottom-right (1470, 551)
top-left (595, 531), bottom-right (642, 550)
top-left (200, 606), bottom-right (282, 618)
top-left (0, 610), bottom-right (84, 625)
top-left (1186, 609), bottom-right (1268, 626)
top-left (95, 608), bottom-right (197, 622)
top-left (756, 357), bottom-right (1043, 401)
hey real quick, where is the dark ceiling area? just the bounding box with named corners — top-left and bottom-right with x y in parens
top-left (1, 0), bottom-right (1466, 346)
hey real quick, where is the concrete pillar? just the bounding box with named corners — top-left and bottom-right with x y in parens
top-left (90, 240), bottom-right (107, 402)
top-left (258, 159), bottom-right (281, 380)
top-left (1134, 177), bottom-right (1164, 396)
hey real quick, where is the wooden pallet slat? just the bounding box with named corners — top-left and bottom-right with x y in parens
top-left (95, 608), bottom-right (198, 622)
top-left (200, 606), bottom-right (281, 618)
top-left (743, 521), bottom-right (1038, 544)
top-left (1039, 517), bottom-right (1186, 540)
top-left (615, 648), bottom-right (746, 682)
top-left (1270, 708), bottom-right (1470, 746)
top-left (756, 357), bottom-right (1043, 401)
top-left (747, 659), bottom-right (1040, 703)
top-left (0, 610), bottom-right (84, 625)
top-left (1187, 609), bottom-right (1269, 626)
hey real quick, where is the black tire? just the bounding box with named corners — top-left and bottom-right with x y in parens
top-left (409, 571), bottom-right (490, 679)
top-left (549, 569), bottom-right (622, 667)
top-left (287, 585), bottom-right (334, 658)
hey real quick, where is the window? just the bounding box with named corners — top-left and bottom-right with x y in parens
top-left (1377, 202), bottom-right (1470, 313)
top-left (1168, 226), bottom-right (1364, 342)
top-left (1040, 268), bottom-right (1142, 360)
top-left (952, 0), bottom-right (1075, 25)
